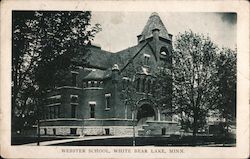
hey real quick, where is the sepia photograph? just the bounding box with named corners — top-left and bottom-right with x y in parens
top-left (1, 0), bottom-right (249, 158)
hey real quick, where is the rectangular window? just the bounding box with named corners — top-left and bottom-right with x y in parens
top-left (46, 107), bottom-right (49, 119)
top-left (105, 128), bottom-right (110, 135)
top-left (144, 54), bottom-right (150, 65)
top-left (70, 128), bottom-right (77, 135)
top-left (52, 106), bottom-right (55, 119)
top-left (49, 107), bottom-right (52, 119)
top-left (91, 81), bottom-right (94, 87)
top-left (71, 72), bottom-right (78, 87)
top-left (136, 78), bottom-right (140, 91)
top-left (57, 106), bottom-right (61, 118)
top-left (89, 101), bottom-right (96, 118)
top-left (71, 104), bottom-right (77, 118)
top-left (53, 128), bottom-right (56, 135)
top-left (44, 128), bottom-right (47, 135)
top-left (105, 93), bottom-right (111, 109)
top-left (54, 106), bottom-right (58, 118)
top-left (70, 95), bottom-right (78, 103)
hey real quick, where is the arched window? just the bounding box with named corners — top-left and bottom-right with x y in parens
top-left (160, 47), bottom-right (171, 63)
top-left (160, 47), bottom-right (168, 56)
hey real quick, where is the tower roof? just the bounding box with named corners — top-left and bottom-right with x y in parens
top-left (138, 12), bottom-right (171, 42)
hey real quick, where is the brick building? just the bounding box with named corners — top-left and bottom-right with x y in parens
top-left (40, 12), bottom-right (180, 136)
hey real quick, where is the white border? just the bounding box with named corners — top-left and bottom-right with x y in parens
top-left (0, 0), bottom-right (249, 158)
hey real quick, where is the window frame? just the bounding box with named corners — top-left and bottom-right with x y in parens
top-left (105, 93), bottom-right (111, 110)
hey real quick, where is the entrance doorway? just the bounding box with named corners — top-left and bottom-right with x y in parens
top-left (136, 104), bottom-right (156, 126)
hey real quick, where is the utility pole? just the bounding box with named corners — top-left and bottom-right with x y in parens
top-left (37, 100), bottom-right (40, 146)
top-left (133, 111), bottom-right (135, 146)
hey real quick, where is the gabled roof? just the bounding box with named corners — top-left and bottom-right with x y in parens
top-left (83, 69), bottom-right (112, 80)
top-left (114, 41), bottom-right (149, 70)
top-left (138, 12), bottom-right (171, 42)
top-left (83, 45), bottom-right (116, 69)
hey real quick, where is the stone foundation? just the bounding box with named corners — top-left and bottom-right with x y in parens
top-left (40, 126), bottom-right (134, 136)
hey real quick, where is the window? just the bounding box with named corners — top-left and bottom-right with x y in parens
top-left (45, 107), bottom-right (48, 119)
top-left (160, 47), bottom-right (171, 63)
top-left (44, 128), bottom-right (47, 135)
top-left (142, 78), bottom-right (146, 92)
top-left (136, 78), bottom-right (140, 91)
top-left (91, 81), bottom-right (94, 87)
top-left (89, 101), bottom-right (96, 118)
top-left (47, 95), bottom-right (61, 105)
top-left (160, 47), bottom-right (168, 56)
top-left (147, 80), bottom-right (151, 93)
top-left (53, 128), bottom-right (56, 135)
top-left (57, 106), bottom-right (60, 118)
top-left (71, 72), bottom-right (78, 87)
top-left (94, 81), bottom-right (98, 87)
top-left (70, 95), bottom-right (78, 103)
top-left (122, 77), bottom-right (130, 90)
top-left (54, 106), bottom-right (58, 118)
top-left (71, 104), bottom-right (77, 118)
top-left (49, 107), bottom-right (52, 119)
top-left (105, 93), bottom-right (111, 109)
top-left (70, 128), bottom-right (77, 135)
top-left (144, 54), bottom-right (150, 65)
top-left (162, 128), bottom-right (166, 135)
top-left (105, 128), bottom-right (110, 135)
top-left (52, 106), bottom-right (55, 119)
top-left (88, 81), bottom-right (91, 87)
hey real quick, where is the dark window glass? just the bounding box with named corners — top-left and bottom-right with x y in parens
top-left (142, 79), bottom-right (146, 92)
top-left (91, 81), bottom-right (94, 87)
top-left (72, 73), bottom-right (77, 87)
top-left (54, 106), bottom-right (58, 118)
top-left (44, 128), bottom-right (47, 135)
top-left (71, 95), bottom-right (78, 103)
top-left (70, 128), bottom-right (77, 135)
top-left (136, 78), bottom-right (140, 91)
top-left (106, 95), bottom-right (111, 109)
top-left (46, 107), bottom-right (49, 119)
top-left (58, 106), bottom-right (61, 118)
top-left (49, 107), bottom-right (52, 119)
top-left (71, 104), bottom-right (77, 118)
top-left (90, 104), bottom-right (95, 118)
top-left (148, 80), bottom-right (151, 93)
top-left (53, 128), bottom-right (56, 135)
top-left (144, 56), bottom-right (149, 65)
top-left (162, 128), bottom-right (166, 135)
top-left (105, 128), bottom-right (110, 135)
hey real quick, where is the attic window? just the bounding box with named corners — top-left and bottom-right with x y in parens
top-left (144, 54), bottom-right (150, 65)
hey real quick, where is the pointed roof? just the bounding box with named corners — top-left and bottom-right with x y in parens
top-left (138, 12), bottom-right (171, 42)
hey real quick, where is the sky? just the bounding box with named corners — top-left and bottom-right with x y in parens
top-left (90, 12), bottom-right (236, 52)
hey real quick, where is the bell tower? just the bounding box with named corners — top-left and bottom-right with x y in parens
top-left (137, 12), bottom-right (173, 65)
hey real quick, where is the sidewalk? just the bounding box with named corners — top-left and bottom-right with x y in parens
top-left (22, 135), bottom-right (133, 146)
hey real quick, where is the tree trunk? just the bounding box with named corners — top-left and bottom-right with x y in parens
top-left (192, 109), bottom-right (198, 146)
